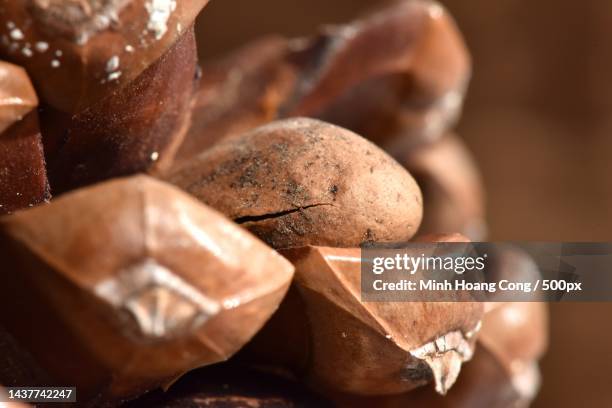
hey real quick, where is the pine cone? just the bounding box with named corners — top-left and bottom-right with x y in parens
top-left (0, 1), bottom-right (547, 407)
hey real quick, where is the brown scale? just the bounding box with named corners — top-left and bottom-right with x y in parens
top-left (44, 26), bottom-right (198, 193)
top-left (175, 0), bottom-right (470, 164)
top-left (0, 61), bottom-right (50, 215)
top-left (0, 176), bottom-right (294, 404)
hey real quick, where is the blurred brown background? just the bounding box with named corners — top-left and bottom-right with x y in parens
top-left (195, 0), bottom-right (612, 406)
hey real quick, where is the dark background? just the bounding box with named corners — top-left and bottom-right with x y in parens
top-left (195, 1), bottom-right (612, 406)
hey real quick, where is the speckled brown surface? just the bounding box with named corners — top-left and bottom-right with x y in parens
top-left (169, 118), bottom-right (423, 249)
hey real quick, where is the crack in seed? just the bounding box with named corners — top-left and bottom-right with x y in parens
top-left (233, 203), bottom-right (334, 224)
